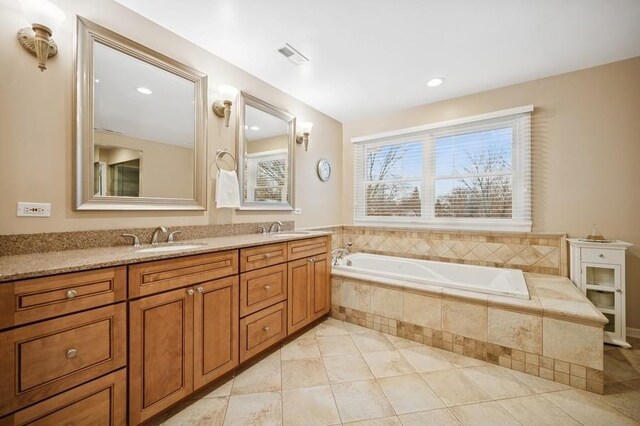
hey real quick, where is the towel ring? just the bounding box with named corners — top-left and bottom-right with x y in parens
top-left (215, 149), bottom-right (237, 172)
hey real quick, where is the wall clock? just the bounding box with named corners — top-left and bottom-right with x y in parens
top-left (317, 158), bottom-right (331, 182)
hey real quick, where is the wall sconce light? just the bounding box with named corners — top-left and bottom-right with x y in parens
top-left (296, 121), bottom-right (313, 151)
top-left (213, 85), bottom-right (239, 128)
top-left (17, 0), bottom-right (65, 71)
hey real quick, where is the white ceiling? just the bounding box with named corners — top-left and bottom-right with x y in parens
top-left (115, 0), bottom-right (640, 123)
top-left (245, 105), bottom-right (289, 141)
top-left (94, 41), bottom-right (195, 146)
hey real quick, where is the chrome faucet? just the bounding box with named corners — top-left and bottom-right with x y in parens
top-left (331, 242), bottom-right (353, 265)
top-left (151, 226), bottom-right (168, 244)
top-left (268, 221), bottom-right (283, 233)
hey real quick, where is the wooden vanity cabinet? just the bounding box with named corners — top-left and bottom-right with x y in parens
top-left (129, 255), bottom-right (239, 425)
top-left (0, 235), bottom-right (330, 426)
top-left (287, 239), bottom-right (331, 334)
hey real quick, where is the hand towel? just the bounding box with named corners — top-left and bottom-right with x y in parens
top-left (215, 169), bottom-right (241, 208)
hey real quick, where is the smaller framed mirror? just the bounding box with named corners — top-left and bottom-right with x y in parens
top-left (236, 92), bottom-right (296, 210)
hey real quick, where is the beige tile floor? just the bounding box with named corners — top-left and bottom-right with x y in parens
top-left (151, 319), bottom-right (640, 425)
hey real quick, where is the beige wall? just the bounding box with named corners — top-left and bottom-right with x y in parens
top-left (0, 0), bottom-right (343, 234)
top-left (246, 135), bottom-right (289, 154)
top-left (94, 131), bottom-right (193, 199)
top-left (342, 57), bottom-right (640, 328)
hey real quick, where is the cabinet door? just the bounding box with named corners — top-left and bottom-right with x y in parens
top-left (311, 254), bottom-right (331, 320)
top-left (129, 288), bottom-right (194, 425)
top-left (194, 276), bottom-right (239, 390)
top-left (287, 258), bottom-right (312, 334)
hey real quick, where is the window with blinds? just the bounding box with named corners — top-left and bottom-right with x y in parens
top-left (353, 107), bottom-right (532, 231)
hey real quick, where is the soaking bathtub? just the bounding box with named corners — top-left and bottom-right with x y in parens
top-left (332, 252), bottom-right (529, 299)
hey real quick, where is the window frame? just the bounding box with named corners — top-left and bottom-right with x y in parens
top-left (352, 106), bottom-right (532, 232)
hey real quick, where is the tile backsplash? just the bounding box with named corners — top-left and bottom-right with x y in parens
top-left (311, 225), bottom-right (567, 276)
top-left (2, 223), bottom-right (567, 276)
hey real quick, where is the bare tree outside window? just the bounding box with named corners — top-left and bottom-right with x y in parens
top-left (435, 148), bottom-right (512, 218)
top-left (365, 142), bottom-right (422, 217)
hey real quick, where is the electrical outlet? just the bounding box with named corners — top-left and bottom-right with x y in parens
top-left (17, 202), bottom-right (51, 217)
top-left (294, 208), bottom-right (302, 215)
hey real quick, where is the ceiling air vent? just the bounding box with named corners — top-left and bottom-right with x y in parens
top-left (277, 43), bottom-right (309, 66)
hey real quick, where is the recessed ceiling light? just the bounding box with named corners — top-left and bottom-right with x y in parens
top-left (244, 125), bottom-right (249, 130)
top-left (427, 78), bottom-right (444, 87)
top-left (94, 79), bottom-right (99, 83)
top-left (136, 87), bottom-right (152, 95)
top-left (250, 126), bottom-right (260, 131)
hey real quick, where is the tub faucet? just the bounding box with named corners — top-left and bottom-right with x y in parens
top-left (151, 226), bottom-right (168, 244)
top-left (331, 242), bottom-right (353, 266)
top-left (268, 221), bottom-right (283, 233)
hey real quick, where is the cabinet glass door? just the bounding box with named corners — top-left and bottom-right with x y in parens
top-left (586, 289), bottom-right (615, 310)
top-left (582, 263), bottom-right (620, 288)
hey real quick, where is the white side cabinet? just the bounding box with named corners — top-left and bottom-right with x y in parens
top-left (568, 238), bottom-right (633, 348)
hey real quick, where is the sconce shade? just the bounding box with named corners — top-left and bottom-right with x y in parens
top-left (217, 85), bottom-right (239, 101)
top-left (20, 0), bottom-right (65, 32)
top-left (299, 121), bottom-right (313, 134)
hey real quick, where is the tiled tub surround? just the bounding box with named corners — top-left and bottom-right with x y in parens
top-left (333, 226), bottom-right (567, 276)
top-left (331, 272), bottom-right (608, 394)
top-left (0, 221), bottom-right (295, 256)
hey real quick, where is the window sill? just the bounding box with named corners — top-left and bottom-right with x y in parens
top-left (353, 218), bottom-right (532, 233)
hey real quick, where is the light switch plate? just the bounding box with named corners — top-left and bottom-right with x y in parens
top-left (17, 202), bottom-right (51, 217)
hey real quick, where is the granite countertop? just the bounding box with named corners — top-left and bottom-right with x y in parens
top-left (0, 231), bottom-right (332, 283)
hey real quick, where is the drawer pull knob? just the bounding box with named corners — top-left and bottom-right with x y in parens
top-left (197, 287), bottom-right (204, 294)
top-left (66, 349), bottom-right (77, 359)
top-left (66, 289), bottom-right (78, 299)
top-left (263, 326), bottom-right (270, 332)
top-left (264, 285), bottom-right (272, 291)
top-left (598, 254), bottom-right (604, 258)
top-left (264, 253), bottom-right (272, 259)
top-left (187, 289), bottom-right (195, 296)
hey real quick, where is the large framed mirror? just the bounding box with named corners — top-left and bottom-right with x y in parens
top-left (237, 92), bottom-right (295, 210)
top-left (74, 17), bottom-right (207, 210)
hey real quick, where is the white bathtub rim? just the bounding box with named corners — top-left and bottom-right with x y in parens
top-left (333, 253), bottom-right (530, 300)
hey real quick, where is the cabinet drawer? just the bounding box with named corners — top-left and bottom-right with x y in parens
top-left (239, 302), bottom-right (287, 363)
top-left (287, 237), bottom-right (329, 261)
top-left (240, 264), bottom-right (287, 317)
top-left (0, 267), bottom-right (126, 330)
top-left (0, 369), bottom-right (126, 426)
top-left (129, 250), bottom-right (238, 297)
top-left (0, 304), bottom-right (126, 416)
top-left (240, 243), bottom-right (287, 272)
top-left (581, 248), bottom-right (623, 264)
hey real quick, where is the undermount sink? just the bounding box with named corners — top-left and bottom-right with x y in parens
top-left (269, 231), bottom-right (312, 237)
top-left (136, 243), bottom-right (207, 254)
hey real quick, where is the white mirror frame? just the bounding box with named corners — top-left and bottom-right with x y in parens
top-left (74, 17), bottom-right (208, 210)
top-left (236, 91), bottom-right (296, 211)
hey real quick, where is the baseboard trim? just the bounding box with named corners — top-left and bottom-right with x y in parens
top-left (627, 327), bottom-right (640, 338)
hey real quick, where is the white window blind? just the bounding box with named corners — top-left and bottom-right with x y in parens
top-left (353, 107), bottom-right (532, 231)
top-left (244, 150), bottom-right (288, 203)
